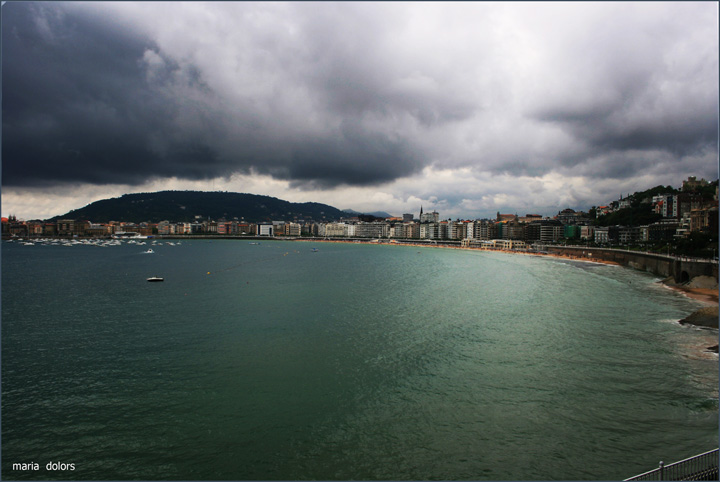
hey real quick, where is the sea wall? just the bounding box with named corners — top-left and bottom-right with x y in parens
top-left (545, 246), bottom-right (718, 283)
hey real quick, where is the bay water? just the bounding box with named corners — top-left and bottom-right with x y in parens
top-left (2, 239), bottom-right (717, 480)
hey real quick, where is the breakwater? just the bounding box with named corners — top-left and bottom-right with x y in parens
top-left (543, 246), bottom-right (718, 283)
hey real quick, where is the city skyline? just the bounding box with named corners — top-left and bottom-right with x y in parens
top-left (2, 2), bottom-right (718, 220)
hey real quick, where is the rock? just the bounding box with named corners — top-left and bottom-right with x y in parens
top-left (679, 306), bottom-right (719, 329)
top-left (662, 276), bottom-right (678, 286)
top-left (685, 275), bottom-right (719, 290)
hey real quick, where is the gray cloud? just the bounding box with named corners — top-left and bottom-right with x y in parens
top-left (2, 1), bottom-right (717, 196)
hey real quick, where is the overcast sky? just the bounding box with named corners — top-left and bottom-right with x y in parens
top-left (2, 1), bottom-right (718, 220)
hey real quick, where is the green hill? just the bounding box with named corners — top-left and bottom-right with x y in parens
top-left (50, 191), bottom-right (348, 223)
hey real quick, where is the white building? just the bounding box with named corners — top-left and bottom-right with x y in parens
top-left (257, 223), bottom-right (274, 236)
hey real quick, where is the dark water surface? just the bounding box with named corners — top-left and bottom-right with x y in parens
top-left (2, 239), bottom-right (717, 480)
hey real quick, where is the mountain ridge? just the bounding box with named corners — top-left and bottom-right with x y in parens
top-left (50, 190), bottom-right (349, 223)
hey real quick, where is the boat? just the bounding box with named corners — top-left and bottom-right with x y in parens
top-left (112, 232), bottom-right (148, 240)
top-left (143, 249), bottom-right (154, 254)
top-left (146, 277), bottom-right (164, 282)
top-left (312, 248), bottom-right (319, 252)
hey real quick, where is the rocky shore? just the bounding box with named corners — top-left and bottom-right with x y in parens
top-left (662, 275), bottom-right (719, 353)
top-left (678, 306), bottom-right (719, 329)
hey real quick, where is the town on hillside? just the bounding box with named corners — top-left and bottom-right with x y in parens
top-left (3, 176), bottom-right (718, 258)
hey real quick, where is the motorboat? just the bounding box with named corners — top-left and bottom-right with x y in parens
top-left (147, 277), bottom-right (164, 282)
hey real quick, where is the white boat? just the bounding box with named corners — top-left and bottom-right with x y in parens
top-left (112, 232), bottom-right (148, 240)
top-left (146, 277), bottom-right (164, 282)
top-left (143, 249), bottom-right (154, 254)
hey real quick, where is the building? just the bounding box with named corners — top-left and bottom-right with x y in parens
top-left (505, 219), bottom-right (524, 240)
top-left (419, 206), bottom-right (439, 224)
top-left (682, 176), bottom-right (709, 192)
top-left (557, 209), bottom-right (581, 224)
top-left (580, 225), bottom-right (595, 241)
top-left (257, 223), bottom-right (274, 236)
top-left (472, 220), bottom-right (495, 240)
top-left (283, 222), bottom-right (302, 236)
top-left (525, 220), bottom-right (563, 243)
top-left (321, 223), bottom-right (346, 237)
top-left (618, 226), bottom-right (641, 244)
top-left (354, 222), bottom-right (389, 238)
top-left (647, 220), bottom-right (679, 242)
top-left (564, 224), bottom-right (581, 239)
top-left (690, 204), bottom-right (719, 234)
top-left (496, 212), bottom-right (517, 222)
top-left (518, 214), bottom-right (543, 224)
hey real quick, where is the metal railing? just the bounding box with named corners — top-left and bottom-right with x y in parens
top-left (624, 449), bottom-right (719, 481)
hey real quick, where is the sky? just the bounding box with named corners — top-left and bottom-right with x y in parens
top-left (2, 1), bottom-right (718, 221)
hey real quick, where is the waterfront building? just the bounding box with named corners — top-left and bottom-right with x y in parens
top-left (283, 222), bottom-right (301, 236)
top-left (472, 220), bottom-right (494, 240)
top-left (257, 223), bottom-right (274, 236)
top-left (618, 226), bottom-right (641, 244)
top-left (580, 225), bottom-right (595, 240)
top-left (647, 219), bottom-right (679, 242)
top-left (540, 220), bottom-right (563, 242)
top-left (43, 223), bottom-right (57, 236)
top-left (158, 221), bottom-right (172, 235)
top-left (464, 221), bottom-right (474, 240)
top-left (564, 224), bottom-right (581, 239)
top-left (320, 223), bottom-right (346, 237)
top-left (594, 226), bottom-right (609, 244)
top-left (506, 219), bottom-right (524, 240)
top-left (354, 222), bottom-right (389, 238)
top-left (389, 224), bottom-right (404, 239)
top-left (438, 221), bottom-right (448, 240)
top-left (406, 222), bottom-right (420, 239)
top-left (420, 223), bottom-right (439, 240)
top-left (526, 220), bottom-right (563, 243)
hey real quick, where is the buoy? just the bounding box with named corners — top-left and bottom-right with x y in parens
top-left (207, 271), bottom-right (211, 275)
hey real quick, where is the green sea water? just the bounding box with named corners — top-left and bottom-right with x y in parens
top-left (1, 239), bottom-right (717, 480)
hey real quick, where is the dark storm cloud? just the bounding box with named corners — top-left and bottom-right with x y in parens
top-left (285, 124), bottom-right (420, 189)
top-left (2, 1), bottom-right (717, 195)
top-left (1, 2), bottom-right (425, 188)
top-left (2, 2), bottom-right (191, 186)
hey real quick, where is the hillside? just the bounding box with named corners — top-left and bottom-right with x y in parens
top-left (50, 191), bottom-right (348, 223)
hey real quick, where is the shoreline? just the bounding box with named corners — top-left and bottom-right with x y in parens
top-left (664, 284), bottom-right (719, 306)
top-left (301, 237), bottom-right (720, 313)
